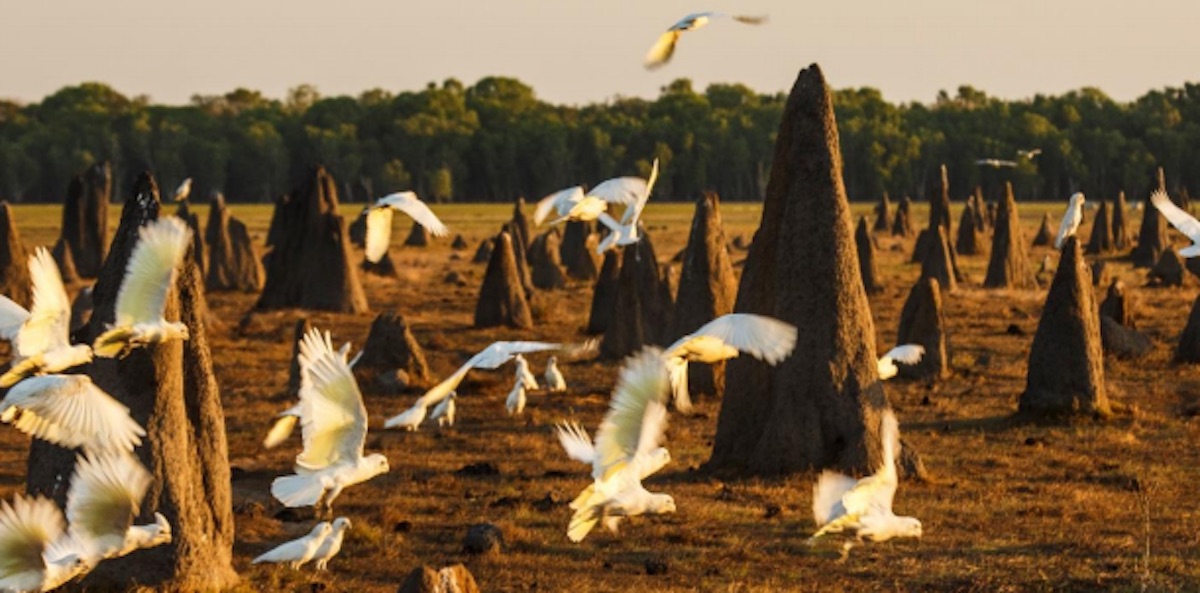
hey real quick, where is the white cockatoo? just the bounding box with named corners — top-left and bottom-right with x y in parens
top-left (505, 381), bottom-right (526, 416)
top-left (662, 314), bottom-right (797, 413)
top-left (0, 248), bottom-right (93, 387)
top-left (596, 159), bottom-right (659, 254)
top-left (644, 12), bottom-right (768, 69)
top-left (311, 517), bottom-right (349, 571)
top-left (513, 354), bottom-right (538, 391)
top-left (271, 329), bottom-right (389, 514)
top-left (384, 340), bottom-right (581, 430)
top-left (1055, 192), bottom-right (1086, 249)
top-left (66, 452), bottom-right (170, 565)
top-left (544, 356), bottom-right (566, 393)
top-left (567, 348), bottom-right (676, 542)
top-left (556, 419), bottom-right (671, 515)
top-left (1151, 189), bottom-right (1200, 258)
top-left (0, 495), bottom-right (88, 592)
top-left (809, 410), bottom-right (923, 550)
top-left (0, 375), bottom-right (144, 454)
top-left (263, 341), bottom-right (361, 449)
top-left (93, 216), bottom-right (192, 358)
top-left (363, 191), bottom-right (449, 263)
top-left (876, 344), bottom-right (926, 381)
top-left (533, 171), bottom-right (648, 228)
top-left (429, 392), bottom-right (456, 427)
top-left (252, 522), bottom-right (332, 570)
top-left (172, 178), bottom-right (192, 202)
top-left (974, 158), bottom-right (1018, 168)
top-left (1017, 148), bottom-right (1042, 160)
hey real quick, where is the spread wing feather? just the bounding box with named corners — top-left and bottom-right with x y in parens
top-left (115, 216), bottom-right (191, 327)
top-left (295, 329), bottom-right (366, 471)
top-left (377, 192), bottom-right (448, 237)
top-left (2, 375), bottom-right (145, 453)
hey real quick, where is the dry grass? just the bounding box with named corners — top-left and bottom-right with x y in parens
top-left (2, 199), bottom-right (1198, 592)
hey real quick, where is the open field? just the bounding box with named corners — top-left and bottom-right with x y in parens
top-left (2, 199), bottom-right (1199, 592)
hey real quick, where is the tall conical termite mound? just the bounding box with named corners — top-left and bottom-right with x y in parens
top-left (856, 216), bottom-right (882, 294)
top-left (510, 197), bottom-right (532, 249)
top-left (896, 277), bottom-right (949, 380)
top-left (927, 164), bottom-right (953, 235)
top-left (529, 229), bottom-right (569, 290)
top-left (175, 200), bottom-right (206, 275)
top-left (874, 193), bottom-right (892, 232)
top-left (205, 193), bottom-right (264, 292)
top-left (59, 162), bottom-right (110, 278)
top-left (955, 202), bottom-right (985, 256)
top-left (586, 249), bottom-right (621, 335)
top-left (474, 231), bottom-right (533, 329)
top-left (502, 221), bottom-right (535, 297)
top-left (600, 234), bottom-right (672, 359)
top-left (892, 197), bottom-right (915, 237)
top-left (1132, 170), bottom-right (1171, 268)
top-left (665, 192), bottom-right (738, 399)
top-left (707, 64), bottom-right (891, 476)
top-left (27, 172), bottom-right (239, 589)
top-left (473, 238), bottom-right (494, 263)
top-left (0, 202), bottom-right (33, 308)
top-left (1032, 213), bottom-right (1055, 246)
top-left (50, 237), bottom-right (79, 285)
top-left (1099, 280), bottom-right (1135, 328)
top-left (984, 184), bottom-right (1037, 289)
top-left (1086, 200), bottom-right (1115, 254)
top-left (356, 311), bottom-right (433, 388)
top-left (257, 166), bottom-right (368, 313)
top-left (919, 226), bottom-right (957, 294)
top-left (1019, 236), bottom-right (1111, 418)
top-left (560, 220), bottom-right (600, 280)
top-left (1112, 192), bottom-right (1132, 250)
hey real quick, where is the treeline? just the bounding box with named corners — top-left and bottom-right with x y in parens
top-left (0, 77), bottom-right (1197, 204)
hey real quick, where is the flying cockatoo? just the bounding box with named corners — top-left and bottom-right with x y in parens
top-left (1054, 192), bottom-right (1086, 249)
top-left (644, 12), bottom-right (768, 70)
top-left (311, 517), bottom-right (349, 571)
top-left (974, 158), bottom-right (1018, 169)
top-left (0, 374), bottom-right (145, 454)
top-left (662, 314), bottom-right (797, 413)
top-left (1150, 189), bottom-right (1200, 258)
top-left (1017, 148), bottom-right (1042, 160)
top-left (567, 348), bottom-right (676, 542)
top-left (513, 354), bottom-right (538, 391)
top-left (263, 340), bottom-right (361, 449)
top-left (533, 170), bottom-right (649, 228)
top-left (556, 419), bottom-right (671, 515)
top-left (384, 340), bottom-right (587, 430)
top-left (172, 178), bottom-right (192, 202)
top-left (876, 344), bottom-right (925, 381)
top-left (505, 381), bottom-right (527, 416)
top-left (271, 329), bottom-right (389, 514)
top-left (92, 216), bottom-right (192, 358)
top-left (363, 191), bottom-right (449, 263)
top-left (66, 452), bottom-right (170, 565)
top-left (0, 495), bottom-right (88, 592)
top-left (429, 392), bottom-right (456, 427)
top-left (0, 248), bottom-right (93, 387)
top-left (808, 409), bottom-right (923, 552)
top-left (252, 522), bottom-right (332, 570)
top-left (596, 159), bottom-right (659, 254)
top-left (544, 356), bottom-right (566, 393)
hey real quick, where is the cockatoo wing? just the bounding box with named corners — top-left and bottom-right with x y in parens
top-left (881, 344), bottom-right (925, 366)
top-left (592, 348), bottom-right (669, 482)
top-left (812, 471), bottom-right (858, 527)
top-left (730, 14), bottom-right (768, 25)
top-left (263, 415), bottom-right (299, 449)
top-left (468, 341), bottom-right (563, 370)
top-left (1151, 189), bottom-right (1200, 244)
top-left (0, 296), bottom-right (29, 343)
top-left (534, 187), bottom-right (583, 226)
top-left (377, 192), bottom-right (448, 237)
top-left (295, 329), bottom-right (367, 471)
top-left (2, 375), bottom-right (145, 453)
top-left (66, 452), bottom-right (149, 553)
top-left (587, 177), bottom-right (646, 207)
top-left (114, 216), bottom-right (191, 327)
top-left (173, 178), bottom-right (192, 202)
top-left (840, 410), bottom-right (901, 516)
top-left (595, 212), bottom-right (623, 235)
top-left (0, 496), bottom-right (64, 589)
top-left (17, 249), bottom-right (72, 357)
top-left (667, 313), bottom-right (798, 364)
top-left (556, 422), bottom-right (596, 465)
top-left (363, 207), bottom-right (394, 264)
top-left (620, 158), bottom-right (659, 226)
top-left (643, 30), bottom-right (681, 70)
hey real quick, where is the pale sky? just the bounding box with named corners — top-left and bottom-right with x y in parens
top-left (1, 0), bottom-right (1196, 106)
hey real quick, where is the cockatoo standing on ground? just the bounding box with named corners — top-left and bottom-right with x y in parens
top-left (505, 381), bottom-right (526, 416)
top-left (310, 517), bottom-right (349, 571)
top-left (252, 522), bottom-right (332, 570)
top-left (429, 392), bottom-right (456, 427)
top-left (544, 356), bottom-right (566, 392)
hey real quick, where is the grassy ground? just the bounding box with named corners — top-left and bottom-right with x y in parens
top-left (2, 199), bottom-right (1199, 592)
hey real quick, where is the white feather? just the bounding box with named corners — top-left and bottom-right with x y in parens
top-left (0, 375), bottom-right (145, 453)
top-left (66, 452), bottom-right (151, 560)
top-left (295, 328), bottom-right (367, 471)
top-left (1054, 192), bottom-right (1085, 249)
top-left (252, 522), bottom-right (331, 568)
top-left (363, 206), bottom-right (393, 263)
top-left (665, 313), bottom-right (798, 365)
top-left (1151, 189), bottom-right (1200, 257)
top-left (114, 216), bottom-right (191, 328)
top-left (373, 191), bottom-right (448, 237)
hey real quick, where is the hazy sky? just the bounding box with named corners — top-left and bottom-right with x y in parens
top-left (2, 0), bottom-right (1196, 106)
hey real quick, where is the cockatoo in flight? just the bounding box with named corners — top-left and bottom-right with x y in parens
top-left (252, 521), bottom-right (332, 570)
top-left (1150, 189), bottom-right (1200, 258)
top-left (596, 159), bottom-right (659, 254)
top-left (644, 12), bottom-right (768, 70)
top-left (93, 216), bottom-right (193, 358)
top-left (808, 409), bottom-right (922, 553)
top-left (1054, 192), bottom-right (1085, 249)
top-left (172, 178), bottom-right (192, 202)
top-left (1017, 148), bottom-right (1042, 160)
top-left (263, 340), bottom-right (362, 449)
top-left (66, 452), bottom-right (171, 565)
top-left (662, 314), bottom-right (797, 413)
top-left (534, 164), bottom-right (654, 228)
top-left (876, 344), bottom-right (925, 381)
top-left (0, 495), bottom-right (88, 592)
top-left (566, 347), bottom-right (676, 542)
top-left (363, 191), bottom-right (449, 263)
top-left (974, 158), bottom-right (1018, 169)
top-left (0, 374), bottom-right (145, 454)
top-left (0, 248), bottom-right (93, 387)
top-left (271, 328), bottom-right (389, 515)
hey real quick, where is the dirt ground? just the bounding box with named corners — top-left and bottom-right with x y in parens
top-left (2, 199), bottom-right (1199, 592)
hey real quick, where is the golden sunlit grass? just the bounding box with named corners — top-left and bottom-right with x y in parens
top-left (2, 199), bottom-right (1198, 591)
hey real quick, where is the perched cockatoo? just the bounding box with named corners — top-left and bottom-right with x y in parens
top-left (644, 12), bottom-right (768, 70)
top-left (513, 354), bottom-right (538, 391)
top-left (429, 392), bottom-right (456, 427)
top-left (0, 375), bottom-right (145, 454)
top-left (876, 344), bottom-right (926, 381)
top-left (567, 348), bottom-right (676, 542)
top-left (0, 248), bottom-right (93, 387)
top-left (596, 159), bottom-right (659, 254)
top-left (263, 341), bottom-right (361, 449)
top-left (271, 329), bottom-right (389, 514)
top-left (662, 314), bottom-right (797, 413)
top-left (92, 216), bottom-right (192, 358)
top-left (363, 191), bottom-right (449, 263)
top-left (1054, 192), bottom-right (1086, 249)
top-left (172, 178), bottom-right (192, 202)
top-left (384, 340), bottom-right (580, 431)
top-left (66, 452), bottom-right (170, 565)
top-left (252, 522), bottom-right (332, 570)
top-left (544, 356), bottom-right (566, 393)
top-left (505, 381), bottom-right (527, 416)
top-left (808, 410), bottom-right (923, 551)
top-left (0, 495), bottom-right (88, 592)
top-left (311, 517), bottom-right (349, 571)
top-left (1150, 189), bottom-right (1200, 258)
top-left (556, 419), bottom-right (671, 515)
